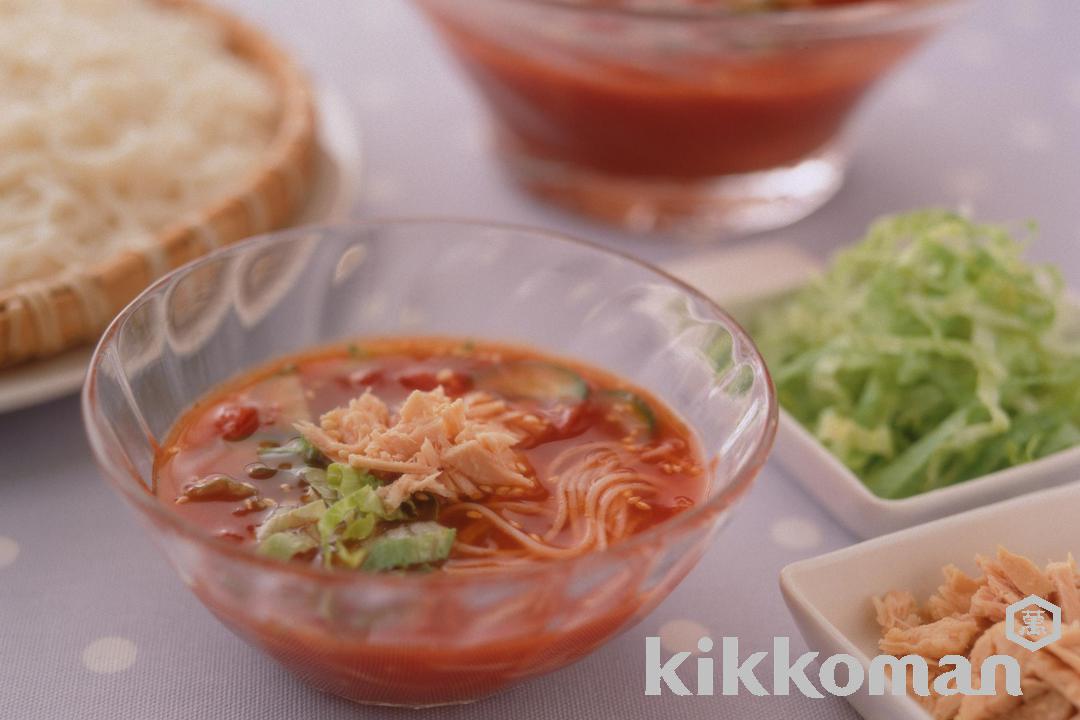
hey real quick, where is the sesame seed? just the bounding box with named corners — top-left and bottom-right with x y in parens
top-left (627, 496), bottom-right (641, 504)
top-left (509, 520), bottom-right (522, 529)
top-left (466, 510), bottom-right (483, 520)
top-left (174, 496), bottom-right (190, 505)
top-left (529, 533), bottom-right (542, 542)
top-left (279, 483), bottom-right (291, 491)
top-left (480, 485), bottom-right (493, 494)
top-left (635, 501), bottom-right (651, 511)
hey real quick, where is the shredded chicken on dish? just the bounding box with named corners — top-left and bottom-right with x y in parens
top-left (874, 548), bottom-right (1080, 720)
top-left (296, 388), bottom-right (536, 510)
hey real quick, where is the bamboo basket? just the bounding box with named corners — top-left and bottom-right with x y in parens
top-left (0, 0), bottom-right (319, 367)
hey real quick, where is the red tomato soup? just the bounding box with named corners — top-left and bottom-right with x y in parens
top-left (422, 1), bottom-right (929, 179)
top-left (155, 338), bottom-right (709, 703)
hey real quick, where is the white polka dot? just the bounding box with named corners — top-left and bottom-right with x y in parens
top-left (82, 637), bottom-right (137, 674)
top-left (770, 517), bottom-right (823, 551)
top-left (953, 29), bottom-right (997, 69)
top-left (1012, 117), bottom-right (1055, 152)
top-left (659, 619), bottom-right (711, 655)
top-left (944, 168), bottom-right (991, 199)
top-left (0, 536), bottom-right (19, 568)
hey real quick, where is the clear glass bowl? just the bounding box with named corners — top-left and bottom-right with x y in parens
top-left (82, 220), bottom-right (777, 706)
top-left (417, 0), bottom-right (968, 237)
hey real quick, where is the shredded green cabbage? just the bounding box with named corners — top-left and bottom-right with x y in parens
top-left (751, 210), bottom-right (1080, 499)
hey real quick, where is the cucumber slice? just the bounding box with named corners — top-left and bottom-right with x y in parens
top-left (598, 390), bottom-right (657, 439)
top-left (475, 361), bottom-right (589, 404)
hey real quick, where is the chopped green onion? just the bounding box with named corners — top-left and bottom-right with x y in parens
top-left (317, 485), bottom-right (395, 568)
top-left (335, 545), bottom-right (367, 569)
top-left (256, 500), bottom-right (326, 541)
top-left (257, 530), bottom-right (318, 561)
top-left (326, 462), bottom-right (378, 497)
top-left (361, 522), bottom-right (456, 572)
top-left (342, 513), bottom-right (378, 541)
top-left (297, 467), bottom-right (334, 500)
top-left (257, 437), bottom-right (325, 466)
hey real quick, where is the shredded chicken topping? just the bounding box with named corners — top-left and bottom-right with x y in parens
top-left (874, 547), bottom-right (1080, 720)
top-left (296, 388), bottom-right (535, 510)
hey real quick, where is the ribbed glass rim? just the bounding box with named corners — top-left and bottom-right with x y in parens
top-left (503, 0), bottom-right (967, 30)
top-left (82, 218), bottom-right (778, 589)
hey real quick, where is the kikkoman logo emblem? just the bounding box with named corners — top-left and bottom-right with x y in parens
top-left (1005, 594), bottom-right (1062, 651)
top-left (645, 596), bottom-right (1062, 699)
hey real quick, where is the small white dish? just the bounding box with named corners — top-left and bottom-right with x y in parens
top-left (0, 83), bottom-right (362, 415)
top-left (772, 412), bottom-right (1080, 539)
top-left (779, 482), bottom-right (1080, 720)
top-left (666, 245), bottom-right (1080, 538)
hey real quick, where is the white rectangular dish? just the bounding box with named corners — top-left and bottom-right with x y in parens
top-left (665, 244), bottom-right (1080, 538)
top-left (779, 482), bottom-right (1080, 720)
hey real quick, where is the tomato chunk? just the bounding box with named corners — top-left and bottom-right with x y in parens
top-left (398, 370), bottom-right (471, 396)
top-left (214, 403), bottom-right (260, 441)
top-left (344, 369), bottom-right (383, 389)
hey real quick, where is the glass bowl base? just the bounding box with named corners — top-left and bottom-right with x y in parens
top-left (502, 141), bottom-right (847, 239)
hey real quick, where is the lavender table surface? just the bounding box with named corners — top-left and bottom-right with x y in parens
top-left (2, 1), bottom-right (1079, 718)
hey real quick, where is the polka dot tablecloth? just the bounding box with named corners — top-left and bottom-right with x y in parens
top-left (2, 1), bottom-right (1079, 718)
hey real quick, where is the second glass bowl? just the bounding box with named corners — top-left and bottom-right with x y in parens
top-left (83, 220), bottom-right (777, 706)
top-left (418, 0), bottom-right (967, 237)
